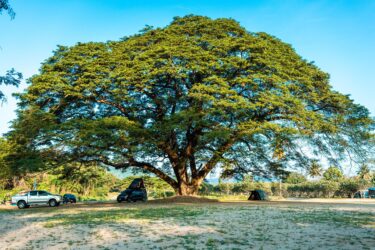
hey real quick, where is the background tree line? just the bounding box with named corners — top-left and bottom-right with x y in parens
top-left (201, 166), bottom-right (375, 198)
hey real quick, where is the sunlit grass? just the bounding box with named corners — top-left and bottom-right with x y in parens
top-left (41, 204), bottom-right (375, 230)
top-left (201, 194), bottom-right (248, 201)
top-left (282, 208), bottom-right (375, 228)
top-left (44, 206), bottom-right (205, 227)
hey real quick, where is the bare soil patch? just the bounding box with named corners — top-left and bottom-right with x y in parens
top-left (149, 195), bottom-right (219, 203)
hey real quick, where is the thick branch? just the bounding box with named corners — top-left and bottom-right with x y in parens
top-left (197, 137), bottom-right (236, 179)
top-left (189, 154), bottom-right (198, 179)
top-left (96, 99), bottom-right (131, 118)
top-left (100, 158), bottom-right (178, 189)
top-left (183, 126), bottom-right (202, 179)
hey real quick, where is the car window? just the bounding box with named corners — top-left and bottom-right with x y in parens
top-left (38, 191), bottom-right (50, 196)
top-left (29, 191), bottom-right (38, 196)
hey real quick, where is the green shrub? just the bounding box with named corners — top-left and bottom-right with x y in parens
top-left (338, 178), bottom-right (369, 198)
top-left (286, 181), bottom-right (340, 198)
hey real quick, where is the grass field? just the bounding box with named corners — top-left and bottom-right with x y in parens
top-left (0, 199), bottom-right (374, 250)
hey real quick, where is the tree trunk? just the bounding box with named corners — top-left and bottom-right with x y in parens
top-left (176, 183), bottom-right (199, 195)
top-left (175, 178), bottom-right (203, 196)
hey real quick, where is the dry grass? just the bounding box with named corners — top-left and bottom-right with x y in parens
top-left (149, 195), bottom-right (219, 203)
top-left (0, 199), bottom-right (374, 249)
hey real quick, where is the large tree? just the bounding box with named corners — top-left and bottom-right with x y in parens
top-left (11, 16), bottom-right (374, 195)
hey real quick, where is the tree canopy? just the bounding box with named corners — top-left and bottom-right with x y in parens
top-left (0, 137), bottom-right (12, 189)
top-left (0, 0), bottom-right (15, 19)
top-left (0, 69), bottom-right (22, 102)
top-left (309, 160), bottom-right (323, 178)
top-left (0, 0), bottom-right (22, 102)
top-left (357, 164), bottom-right (372, 181)
top-left (285, 172), bottom-right (307, 184)
top-left (10, 15), bottom-right (374, 195)
top-left (323, 166), bottom-right (344, 182)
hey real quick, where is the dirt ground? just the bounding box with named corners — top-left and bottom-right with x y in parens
top-left (0, 198), bottom-right (374, 250)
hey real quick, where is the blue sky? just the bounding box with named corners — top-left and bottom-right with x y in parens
top-left (1, 0), bottom-right (375, 136)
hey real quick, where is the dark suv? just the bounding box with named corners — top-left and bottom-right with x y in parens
top-left (117, 178), bottom-right (147, 202)
top-left (63, 194), bottom-right (77, 204)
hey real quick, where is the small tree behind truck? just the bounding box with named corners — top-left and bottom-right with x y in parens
top-left (11, 190), bottom-right (62, 209)
top-left (369, 187), bottom-right (375, 198)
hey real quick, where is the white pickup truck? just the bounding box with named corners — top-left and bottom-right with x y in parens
top-left (11, 190), bottom-right (63, 209)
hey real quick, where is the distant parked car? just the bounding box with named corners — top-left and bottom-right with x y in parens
top-left (11, 190), bottom-right (62, 209)
top-left (63, 194), bottom-right (77, 204)
top-left (117, 178), bottom-right (147, 202)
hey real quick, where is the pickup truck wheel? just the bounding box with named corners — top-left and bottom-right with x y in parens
top-left (49, 199), bottom-right (57, 207)
top-left (17, 200), bottom-right (27, 209)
